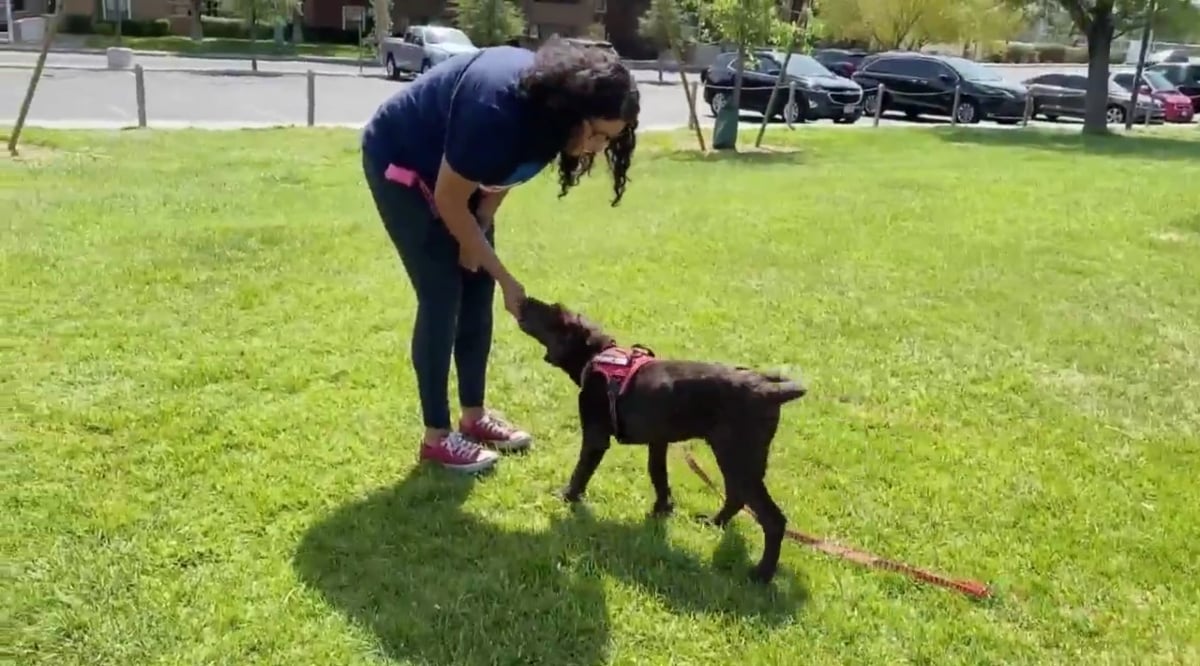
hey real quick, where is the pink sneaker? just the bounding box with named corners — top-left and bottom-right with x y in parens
top-left (420, 432), bottom-right (500, 473)
top-left (459, 412), bottom-right (533, 452)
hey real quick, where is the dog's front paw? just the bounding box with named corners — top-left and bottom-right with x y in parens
top-left (554, 486), bottom-right (583, 504)
top-left (649, 498), bottom-right (675, 518)
top-left (747, 564), bottom-right (777, 585)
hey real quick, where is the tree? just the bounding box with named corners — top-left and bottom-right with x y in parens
top-left (454, 0), bottom-right (525, 46)
top-left (706, 0), bottom-right (791, 149)
top-left (231, 0), bottom-right (300, 71)
top-left (638, 0), bottom-right (707, 150)
top-left (818, 0), bottom-right (955, 50)
top-left (928, 0), bottom-right (1026, 54)
top-left (1023, 0), bottom-right (1198, 134)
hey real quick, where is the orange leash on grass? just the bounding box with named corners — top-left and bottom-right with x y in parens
top-left (679, 448), bottom-right (992, 600)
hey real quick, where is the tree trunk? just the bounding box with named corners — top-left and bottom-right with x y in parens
top-left (1082, 11), bottom-right (1114, 135)
top-left (291, 7), bottom-right (303, 45)
top-left (114, 0), bottom-right (123, 43)
top-left (250, 8), bottom-right (258, 72)
top-left (190, 0), bottom-right (203, 41)
top-left (731, 41), bottom-right (746, 113)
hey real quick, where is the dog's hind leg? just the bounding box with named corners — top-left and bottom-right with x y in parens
top-left (694, 438), bottom-right (745, 528)
top-left (743, 479), bottom-right (787, 584)
top-left (559, 424), bottom-right (611, 504)
top-left (647, 441), bottom-right (675, 517)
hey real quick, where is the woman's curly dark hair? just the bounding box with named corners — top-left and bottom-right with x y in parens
top-left (518, 38), bottom-right (640, 206)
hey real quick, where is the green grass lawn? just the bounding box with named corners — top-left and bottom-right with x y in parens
top-left (3, 126), bottom-right (1199, 665)
top-left (82, 35), bottom-right (369, 60)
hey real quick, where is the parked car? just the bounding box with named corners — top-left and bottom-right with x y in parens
top-left (1146, 48), bottom-right (1192, 65)
top-left (1148, 61), bottom-right (1200, 113)
top-left (851, 52), bottom-right (1028, 124)
top-left (1022, 72), bottom-right (1164, 124)
top-left (380, 25), bottom-right (478, 80)
top-left (1112, 70), bottom-right (1195, 123)
top-left (700, 51), bottom-right (864, 124)
top-left (812, 48), bottom-right (869, 78)
top-left (563, 37), bottom-right (618, 56)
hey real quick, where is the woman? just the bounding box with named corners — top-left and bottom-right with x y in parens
top-left (361, 38), bottom-right (640, 474)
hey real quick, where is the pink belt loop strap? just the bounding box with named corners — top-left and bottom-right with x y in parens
top-left (384, 163), bottom-right (437, 212)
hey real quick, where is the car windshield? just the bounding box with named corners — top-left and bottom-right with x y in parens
top-left (943, 56), bottom-right (1004, 82)
top-left (1142, 70), bottom-right (1176, 90)
top-left (765, 53), bottom-right (834, 77)
top-left (426, 28), bottom-right (472, 45)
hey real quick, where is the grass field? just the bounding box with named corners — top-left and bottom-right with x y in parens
top-left (82, 36), bottom-right (369, 60)
top-left (4, 126), bottom-right (1199, 665)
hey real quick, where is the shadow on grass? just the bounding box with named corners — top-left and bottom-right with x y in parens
top-left (294, 464), bottom-right (807, 666)
top-left (659, 147), bottom-right (808, 165)
top-left (934, 126), bottom-right (1200, 162)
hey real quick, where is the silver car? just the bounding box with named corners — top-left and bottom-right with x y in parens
top-left (380, 25), bottom-right (478, 80)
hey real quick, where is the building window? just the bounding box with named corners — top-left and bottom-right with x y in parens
top-left (595, 0), bottom-right (606, 12)
top-left (13, 0), bottom-right (27, 12)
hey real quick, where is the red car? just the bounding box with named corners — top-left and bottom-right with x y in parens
top-left (1113, 70), bottom-right (1195, 123)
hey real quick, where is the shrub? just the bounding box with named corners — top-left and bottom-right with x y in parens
top-left (61, 14), bottom-right (94, 34)
top-left (1005, 43), bottom-right (1034, 63)
top-left (1035, 43), bottom-right (1067, 63)
top-left (201, 16), bottom-right (249, 39)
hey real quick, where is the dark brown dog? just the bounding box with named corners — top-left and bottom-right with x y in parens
top-left (516, 296), bottom-right (807, 584)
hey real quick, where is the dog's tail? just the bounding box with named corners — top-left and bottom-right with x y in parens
top-left (749, 370), bottom-right (807, 404)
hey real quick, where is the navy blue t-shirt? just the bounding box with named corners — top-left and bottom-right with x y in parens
top-left (361, 46), bottom-right (550, 194)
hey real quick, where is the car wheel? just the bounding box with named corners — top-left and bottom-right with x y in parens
top-left (954, 99), bottom-right (981, 124)
top-left (709, 91), bottom-right (728, 116)
top-left (419, 59), bottom-right (432, 75)
top-left (781, 98), bottom-right (801, 124)
top-left (1106, 105), bottom-right (1126, 124)
top-left (385, 55), bottom-right (399, 81)
top-left (863, 90), bottom-right (883, 116)
top-left (904, 110), bottom-right (921, 120)
top-left (1044, 113), bottom-right (1059, 122)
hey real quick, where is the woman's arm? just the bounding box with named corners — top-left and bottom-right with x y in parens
top-left (433, 157), bottom-right (514, 285)
top-left (474, 189), bottom-right (508, 230)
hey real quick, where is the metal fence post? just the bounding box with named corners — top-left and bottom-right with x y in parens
top-left (873, 84), bottom-right (884, 127)
top-left (688, 81), bottom-right (699, 130)
top-left (1023, 94), bottom-right (1033, 126)
top-left (134, 64), bottom-right (147, 128)
top-left (306, 70), bottom-right (316, 127)
top-left (785, 81), bottom-right (796, 129)
top-left (951, 84), bottom-right (962, 126)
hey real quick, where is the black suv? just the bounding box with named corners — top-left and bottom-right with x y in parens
top-left (851, 52), bottom-right (1028, 124)
top-left (700, 50), bottom-right (864, 124)
top-left (813, 48), bottom-right (869, 78)
top-left (1148, 61), bottom-right (1200, 113)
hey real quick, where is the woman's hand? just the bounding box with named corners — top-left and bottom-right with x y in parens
top-left (500, 275), bottom-right (526, 320)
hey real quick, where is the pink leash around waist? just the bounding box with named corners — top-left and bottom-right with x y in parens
top-left (384, 163), bottom-right (436, 211)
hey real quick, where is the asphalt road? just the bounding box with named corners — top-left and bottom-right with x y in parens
top-left (0, 51), bottom-right (1146, 132)
top-left (0, 48), bottom-right (1112, 81)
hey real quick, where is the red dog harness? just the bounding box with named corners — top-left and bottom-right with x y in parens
top-left (581, 344), bottom-right (657, 443)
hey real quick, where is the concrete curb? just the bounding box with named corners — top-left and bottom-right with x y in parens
top-left (0, 62), bottom-right (384, 77)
